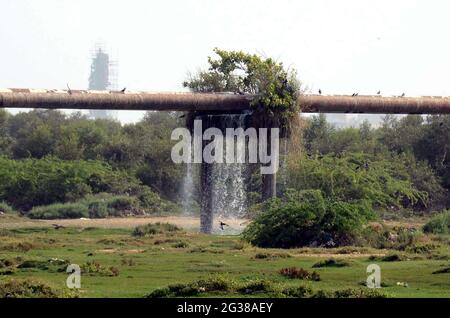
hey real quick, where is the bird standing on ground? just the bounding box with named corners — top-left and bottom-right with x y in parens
top-left (66, 84), bottom-right (72, 95)
top-left (120, 87), bottom-right (126, 93)
top-left (219, 221), bottom-right (228, 231)
top-left (318, 89), bottom-right (322, 95)
top-left (401, 93), bottom-right (405, 97)
top-left (52, 224), bottom-right (65, 230)
top-left (377, 90), bottom-right (381, 95)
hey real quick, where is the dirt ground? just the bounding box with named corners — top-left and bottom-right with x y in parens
top-left (0, 215), bottom-right (249, 233)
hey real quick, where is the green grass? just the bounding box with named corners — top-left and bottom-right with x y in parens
top-left (0, 225), bottom-right (449, 298)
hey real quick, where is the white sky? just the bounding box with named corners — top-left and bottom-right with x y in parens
top-left (1, 0), bottom-right (449, 123)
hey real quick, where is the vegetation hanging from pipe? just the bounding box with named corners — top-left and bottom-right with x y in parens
top-left (183, 48), bottom-right (302, 137)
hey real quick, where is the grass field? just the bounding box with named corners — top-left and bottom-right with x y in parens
top-left (0, 215), bottom-right (449, 298)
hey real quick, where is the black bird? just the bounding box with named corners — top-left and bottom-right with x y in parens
top-left (52, 224), bottom-right (65, 230)
top-left (377, 90), bottom-right (381, 95)
top-left (66, 84), bottom-right (72, 95)
top-left (120, 87), bottom-right (126, 93)
top-left (352, 93), bottom-right (358, 97)
top-left (318, 89), bottom-right (322, 95)
top-left (179, 114), bottom-right (186, 119)
top-left (439, 122), bottom-right (444, 127)
top-left (401, 93), bottom-right (405, 97)
top-left (219, 221), bottom-right (228, 231)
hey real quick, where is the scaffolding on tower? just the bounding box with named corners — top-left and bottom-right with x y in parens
top-left (88, 42), bottom-right (118, 119)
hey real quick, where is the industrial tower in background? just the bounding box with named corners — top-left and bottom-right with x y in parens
top-left (88, 43), bottom-right (118, 119)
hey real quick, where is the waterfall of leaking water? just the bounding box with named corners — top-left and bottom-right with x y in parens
top-left (279, 138), bottom-right (288, 195)
top-left (198, 112), bottom-right (250, 234)
top-left (209, 113), bottom-right (248, 219)
top-left (182, 162), bottom-right (194, 215)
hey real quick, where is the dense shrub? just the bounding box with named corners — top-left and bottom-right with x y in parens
top-left (253, 252), bottom-right (291, 260)
top-left (331, 288), bottom-right (387, 298)
top-left (81, 261), bottom-right (119, 277)
top-left (0, 201), bottom-right (16, 214)
top-left (287, 153), bottom-right (429, 210)
top-left (28, 202), bottom-right (88, 219)
top-left (236, 280), bottom-right (275, 294)
top-left (138, 189), bottom-right (162, 211)
top-left (16, 258), bottom-right (69, 272)
top-left (0, 157), bottom-right (142, 211)
top-left (279, 267), bottom-right (321, 281)
top-left (146, 276), bottom-right (234, 298)
top-left (0, 279), bottom-right (60, 298)
top-left (87, 200), bottom-right (108, 218)
top-left (243, 191), bottom-right (375, 248)
top-left (25, 190), bottom-right (175, 219)
top-left (362, 225), bottom-right (422, 250)
top-left (0, 241), bottom-right (35, 252)
top-left (312, 258), bottom-right (350, 268)
top-left (423, 211), bottom-right (450, 234)
top-left (368, 253), bottom-right (406, 262)
top-left (132, 222), bottom-right (181, 237)
top-left (145, 277), bottom-right (388, 298)
top-left (281, 286), bottom-right (313, 298)
top-left (432, 267), bottom-right (450, 274)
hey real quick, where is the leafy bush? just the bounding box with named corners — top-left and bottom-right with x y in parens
top-left (0, 258), bottom-right (16, 268)
top-left (362, 224), bottom-right (422, 250)
top-left (0, 157), bottom-right (143, 211)
top-left (87, 200), bottom-right (108, 218)
top-left (369, 253), bottom-right (406, 262)
top-left (236, 280), bottom-right (275, 294)
top-left (0, 279), bottom-right (60, 298)
top-left (312, 258), bottom-right (350, 268)
top-left (28, 202), bottom-right (88, 219)
top-left (132, 222), bottom-right (181, 237)
top-left (26, 192), bottom-right (169, 219)
top-left (286, 153), bottom-right (429, 210)
top-left (279, 267), bottom-right (321, 281)
top-left (253, 252), bottom-right (291, 260)
top-left (172, 241), bottom-right (189, 248)
top-left (281, 286), bottom-right (313, 298)
top-left (106, 196), bottom-right (142, 217)
top-left (16, 258), bottom-right (69, 272)
top-left (146, 276), bottom-right (234, 298)
top-left (146, 287), bottom-right (172, 298)
top-left (432, 267), bottom-right (450, 274)
top-left (243, 191), bottom-right (375, 248)
top-left (0, 241), bottom-right (35, 252)
top-left (138, 189), bottom-right (162, 212)
top-left (0, 201), bottom-right (16, 214)
top-left (107, 196), bottom-right (135, 212)
top-left (332, 288), bottom-right (387, 298)
top-left (81, 261), bottom-right (119, 277)
top-left (406, 244), bottom-right (436, 254)
top-left (423, 211), bottom-right (450, 234)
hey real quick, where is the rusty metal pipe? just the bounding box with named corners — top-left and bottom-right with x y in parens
top-left (0, 89), bottom-right (251, 112)
top-left (1, 89), bottom-right (450, 114)
top-left (301, 95), bottom-right (450, 114)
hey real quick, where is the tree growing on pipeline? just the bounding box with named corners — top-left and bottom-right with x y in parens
top-left (183, 48), bottom-right (302, 137)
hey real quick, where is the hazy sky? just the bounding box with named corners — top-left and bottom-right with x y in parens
top-left (1, 0), bottom-right (449, 123)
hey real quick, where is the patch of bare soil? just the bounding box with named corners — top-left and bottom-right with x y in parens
top-left (0, 215), bottom-right (249, 233)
